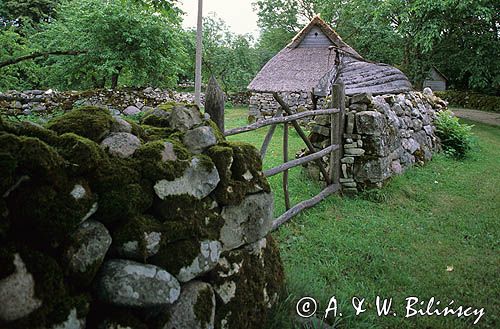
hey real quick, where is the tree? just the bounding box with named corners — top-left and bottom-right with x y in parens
top-left (0, 0), bottom-right (59, 27)
top-left (34, 0), bottom-right (186, 90)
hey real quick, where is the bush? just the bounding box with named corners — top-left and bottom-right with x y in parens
top-left (434, 110), bottom-right (474, 159)
top-left (435, 90), bottom-right (500, 113)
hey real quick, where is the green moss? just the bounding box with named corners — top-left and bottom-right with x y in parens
top-left (140, 103), bottom-right (175, 127)
top-left (46, 106), bottom-right (113, 142)
top-left (205, 119), bottom-right (226, 143)
top-left (0, 151), bottom-right (17, 195)
top-left (17, 135), bottom-right (65, 178)
top-left (89, 157), bottom-right (152, 225)
top-left (8, 181), bottom-right (96, 245)
top-left (212, 235), bottom-right (284, 329)
top-left (11, 121), bottom-right (60, 145)
top-left (124, 118), bottom-right (147, 140)
top-left (113, 215), bottom-right (164, 261)
top-left (207, 142), bottom-right (271, 206)
top-left (140, 125), bottom-right (177, 141)
top-left (149, 238), bottom-right (200, 276)
top-left (56, 133), bottom-right (106, 176)
top-left (194, 286), bottom-right (214, 327)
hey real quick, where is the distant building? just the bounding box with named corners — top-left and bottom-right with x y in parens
top-left (423, 67), bottom-right (447, 91)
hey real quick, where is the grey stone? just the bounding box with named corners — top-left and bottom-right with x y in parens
top-left (344, 143), bottom-right (358, 149)
top-left (311, 125), bottom-right (330, 136)
top-left (161, 142), bottom-right (177, 162)
top-left (176, 240), bottom-right (222, 282)
top-left (392, 103), bottom-right (405, 116)
top-left (353, 157), bottom-right (391, 183)
top-left (100, 132), bottom-right (141, 158)
top-left (351, 93), bottom-right (373, 104)
top-left (111, 116), bottom-right (132, 133)
top-left (391, 160), bottom-right (403, 174)
top-left (116, 230), bottom-right (162, 261)
top-left (402, 138), bottom-right (420, 154)
top-left (123, 106), bottom-right (141, 116)
top-left (154, 157), bottom-right (220, 200)
top-left (423, 125), bottom-right (433, 135)
top-left (96, 259), bottom-right (180, 307)
top-left (183, 126), bottom-right (217, 154)
top-left (65, 220), bottom-right (112, 284)
top-left (344, 148), bottom-right (365, 156)
top-left (341, 157), bottom-right (354, 164)
top-left (349, 103), bottom-right (368, 111)
top-left (162, 281), bottom-right (215, 329)
top-left (0, 254), bottom-right (42, 322)
top-left (342, 182), bottom-right (357, 188)
top-left (220, 193), bottom-right (274, 251)
top-left (423, 87), bottom-right (433, 96)
top-left (355, 111), bottom-right (386, 135)
top-left (169, 105), bottom-right (202, 132)
top-left (412, 119), bottom-right (423, 131)
top-left (346, 112), bottom-right (355, 134)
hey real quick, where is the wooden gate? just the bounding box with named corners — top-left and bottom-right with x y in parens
top-left (216, 83), bottom-right (345, 230)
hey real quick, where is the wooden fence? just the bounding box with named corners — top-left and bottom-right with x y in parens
top-left (208, 80), bottom-right (346, 230)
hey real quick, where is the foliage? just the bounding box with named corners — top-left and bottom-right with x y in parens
top-left (0, 0), bottom-right (59, 30)
top-left (183, 14), bottom-right (262, 93)
top-left (253, 0), bottom-right (500, 93)
top-left (434, 110), bottom-right (474, 158)
top-left (435, 90), bottom-right (500, 113)
top-left (0, 28), bottom-right (41, 90)
top-left (33, 0), bottom-right (186, 90)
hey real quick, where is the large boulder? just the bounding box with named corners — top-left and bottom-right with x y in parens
top-left (183, 126), bottom-right (217, 154)
top-left (100, 132), bottom-right (141, 158)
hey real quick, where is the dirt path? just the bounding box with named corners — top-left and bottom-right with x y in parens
top-left (451, 107), bottom-right (500, 127)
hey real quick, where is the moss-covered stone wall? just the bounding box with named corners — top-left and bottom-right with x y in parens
top-left (0, 103), bottom-right (283, 329)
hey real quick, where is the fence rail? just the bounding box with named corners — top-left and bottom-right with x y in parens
top-left (217, 82), bottom-right (345, 230)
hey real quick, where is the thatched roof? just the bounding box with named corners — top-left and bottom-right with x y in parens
top-left (248, 16), bottom-right (412, 96)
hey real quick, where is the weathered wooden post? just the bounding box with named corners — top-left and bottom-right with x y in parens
top-left (330, 81), bottom-right (345, 185)
top-left (205, 75), bottom-right (225, 133)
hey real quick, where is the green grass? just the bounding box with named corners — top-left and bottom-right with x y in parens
top-left (225, 107), bottom-right (500, 329)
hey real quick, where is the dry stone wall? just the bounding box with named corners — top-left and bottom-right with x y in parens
top-left (0, 103), bottom-right (283, 329)
top-left (249, 91), bottom-right (328, 121)
top-left (304, 89), bottom-right (446, 192)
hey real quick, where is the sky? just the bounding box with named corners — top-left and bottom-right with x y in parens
top-left (178, 0), bottom-right (260, 38)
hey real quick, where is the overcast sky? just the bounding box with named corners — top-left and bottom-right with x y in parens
top-left (178, 0), bottom-right (260, 37)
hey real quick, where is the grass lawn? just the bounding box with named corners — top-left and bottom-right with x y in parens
top-left (225, 107), bottom-right (500, 329)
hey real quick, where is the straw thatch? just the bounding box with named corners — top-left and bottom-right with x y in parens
top-left (248, 16), bottom-right (412, 96)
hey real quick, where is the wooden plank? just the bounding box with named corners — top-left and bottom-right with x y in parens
top-left (224, 108), bottom-right (339, 136)
top-left (260, 108), bottom-right (282, 160)
top-left (272, 92), bottom-right (332, 185)
top-left (264, 144), bottom-right (339, 177)
top-left (205, 75), bottom-right (225, 132)
top-left (271, 183), bottom-right (341, 231)
top-left (283, 122), bottom-right (291, 210)
top-left (330, 82), bottom-right (345, 184)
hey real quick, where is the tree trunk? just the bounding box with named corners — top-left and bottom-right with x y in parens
top-left (111, 67), bottom-right (122, 89)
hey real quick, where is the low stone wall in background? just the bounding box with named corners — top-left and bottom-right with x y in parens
top-left (0, 103), bottom-right (283, 329)
top-left (249, 91), bottom-right (328, 121)
top-left (303, 89), bottom-right (446, 193)
top-left (0, 88), bottom-right (206, 117)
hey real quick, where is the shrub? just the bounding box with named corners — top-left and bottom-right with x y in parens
top-left (434, 110), bottom-right (474, 159)
top-left (435, 90), bottom-right (500, 113)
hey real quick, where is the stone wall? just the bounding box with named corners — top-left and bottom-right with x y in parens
top-left (0, 103), bottom-right (283, 329)
top-left (303, 89), bottom-right (446, 193)
top-left (249, 91), bottom-right (327, 121)
top-left (0, 88), bottom-right (206, 117)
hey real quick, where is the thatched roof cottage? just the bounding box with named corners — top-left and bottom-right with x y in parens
top-left (248, 16), bottom-right (413, 119)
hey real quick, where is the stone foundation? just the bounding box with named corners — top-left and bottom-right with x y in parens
top-left (303, 89), bottom-right (446, 192)
top-left (249, 91), bottom-right (328, 121)
top-left (0, 103), bottom-right (283, 329)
